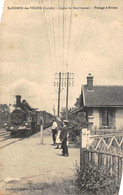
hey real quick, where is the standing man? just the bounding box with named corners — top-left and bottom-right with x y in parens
top-left (60, 120), bottom-right (69, 157)
top-left (51, 118), bottom-right (58, 145)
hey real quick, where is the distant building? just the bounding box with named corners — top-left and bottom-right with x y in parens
top-left (80, 73), bottom-right (123, 130)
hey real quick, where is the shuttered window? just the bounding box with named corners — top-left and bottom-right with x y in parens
top-left (100, 108), bottom-right (115, 128)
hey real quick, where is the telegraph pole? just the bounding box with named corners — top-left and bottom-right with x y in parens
top-left (54, 72), bottom-right (61, 118)
top-left (66, 72), bottom-right (69, 120)
top-left (65, 72), bottom-right (74, 120)
top-left (54, 72), bottom-right (74, 119)
top-left (58, 72), bottom-right (61, 117)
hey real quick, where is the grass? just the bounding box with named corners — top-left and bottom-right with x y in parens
top-left (5, 177), bottom-right (119, 195)
top-left (5, 180), bottom-right (96, 195)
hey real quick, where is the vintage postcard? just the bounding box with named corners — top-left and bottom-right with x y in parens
top-left (0, 0), bottom-right (123, 194)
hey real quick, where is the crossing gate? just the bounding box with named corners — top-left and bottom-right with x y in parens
top-left (80, 129), bottom-right (123, 181)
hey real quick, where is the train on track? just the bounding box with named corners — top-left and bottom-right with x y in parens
top-left (4, 95), bottom-right (54, 137)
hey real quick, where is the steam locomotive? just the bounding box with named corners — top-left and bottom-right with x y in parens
top-left (4, 95), bottom-right (53, 137)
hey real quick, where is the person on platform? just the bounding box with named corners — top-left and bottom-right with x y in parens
top-left (55, 118), bottom-right (63, 149)
top-left (51, 118), bottom-right (58, 145)
top-left (60, 120), bottom-right (69, 157)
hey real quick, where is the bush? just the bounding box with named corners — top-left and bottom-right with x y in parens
top-left (67, 112), bottom-right (88, 147)
top-left (60, 107), bottom-right (89, 147)
top-left (74, 164), bottom-right (120, 194)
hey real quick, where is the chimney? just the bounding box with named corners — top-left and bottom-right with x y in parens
top-left (87, 73), bottom-right (94, 90)
top-left (16, 95), bottom-right (21, 107)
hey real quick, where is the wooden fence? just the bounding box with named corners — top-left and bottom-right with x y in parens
top-left (80, 129), bottom-right (123, 181)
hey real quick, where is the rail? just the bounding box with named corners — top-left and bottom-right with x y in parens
top-left (0, 124), bottom-right (52, 149)
top-left (43, 122), bottom-right (52, 129)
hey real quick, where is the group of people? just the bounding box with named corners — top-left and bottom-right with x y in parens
top-left (51, 118), bottom-right (69, 157)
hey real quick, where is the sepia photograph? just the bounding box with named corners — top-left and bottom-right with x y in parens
top-left (0, 0), bottom-right (123, 194)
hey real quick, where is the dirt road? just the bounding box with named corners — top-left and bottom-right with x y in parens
top-left (0, 128), bottom-right (80, 194)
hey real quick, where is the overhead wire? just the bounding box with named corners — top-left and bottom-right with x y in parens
top-left (63, 0), bottom-right (92, 103)
top-left (40, 0), bottom-right (54, 74)
top-left (39, 0), bottom-right (52, 68)
top-left (40, 0), bottom-right (113, 111)
top-left (65, 0), bottom-right (99, 104)
top-left (57, 0), bottom-right (62, 71)
top-left (70, 0), bottom-right (101, 68)
top-left (70, 0), bottom-right (93, 67)
top-left (50, 0), bottom-right (58, 72)
top-left (79, 0), bottom-right (102, 69)
top-left (62, 0), bottom-right (70, 108)
top-left (39, 0), bottom-right (59, 111)
top-left (65, 0), bottom-right (73, 72)
top-left (39, 0), bottom-right (104, 107)
top-left (62, 0), bottom-right (65, 73)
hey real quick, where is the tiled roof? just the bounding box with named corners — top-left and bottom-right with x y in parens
top-left (82, 85), bottom-right (123, 107)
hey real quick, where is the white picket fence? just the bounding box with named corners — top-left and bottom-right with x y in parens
top-left (80, 129), bottom-right (123, 181)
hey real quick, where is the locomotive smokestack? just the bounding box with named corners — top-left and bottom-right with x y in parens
top-left (16, 95), bottom-right (21, 107)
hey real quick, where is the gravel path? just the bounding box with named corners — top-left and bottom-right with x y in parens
top-left (0, 129), bottom-right (80, 194)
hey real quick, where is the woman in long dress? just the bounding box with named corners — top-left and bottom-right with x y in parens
top-left (55, 129), bottom-right (61, 149)
top-left (55, 118), bottom-right (62, 149)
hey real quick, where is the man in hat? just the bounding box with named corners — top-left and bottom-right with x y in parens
top-left (60, 120), bottom-right (69, 157)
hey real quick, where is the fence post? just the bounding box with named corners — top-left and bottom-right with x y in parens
top-left (98, 153), bottom-right (101, 167)
top-left (80, 130), bottom-right (82, 168)
top-left (80, 129), bottom-right (91, 169)
top-left (106, 154), bottom-right (109, 168)
top-left (109, 155), bottom-right (112, 174)
top-left (112, 155), bottom-right (116, 177)
top-left (101, 153), bottom-right (104, 165)
top-left (118, 157), bottom-right (122, 181)
top-left (91, 152), bottom-right (95, 165)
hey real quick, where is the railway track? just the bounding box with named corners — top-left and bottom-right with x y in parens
top-left (43, 122), bottom-right (52, 129)
top-left (0, 132), bottom-right (9, 136)
top-left (0, 137), bottom-right (11, 142)
top-left (0, 129), bottom-right (25, 149)
top-left (0, 123), bottom-right (52, 149)
top-left (0, 137), bottom-right (25, 149)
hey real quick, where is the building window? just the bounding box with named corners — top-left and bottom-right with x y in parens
top-left (100, 108), bottom-right (115, 128)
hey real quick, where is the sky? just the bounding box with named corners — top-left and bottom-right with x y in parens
top-left (0, 0), bottom-right (123, 115)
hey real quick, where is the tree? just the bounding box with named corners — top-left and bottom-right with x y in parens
top-left (74, 95), bottom-right (81, 108)
top-left (60, 96), bottom-right (88, 146)
top-left (0, 104), bottom-right (10, 127)
top-left (67, 111), bottom-right (88, 146)
top-left (60, 107), bottom-right (75, 121)
top-left (60, 94), bottom-right (82, 120)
